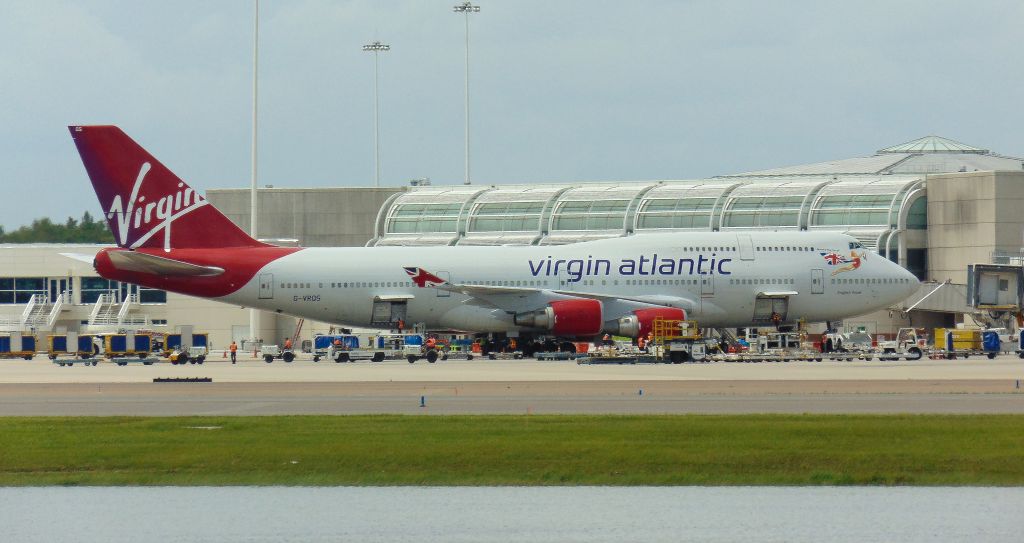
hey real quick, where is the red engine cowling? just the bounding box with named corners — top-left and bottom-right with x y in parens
top-left (514, 299), bottom-right (603, 336)
top-left (606, 307), bottom-right (686, 338)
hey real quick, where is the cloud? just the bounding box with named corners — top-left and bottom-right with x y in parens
top-left (1, 0), bottom-right (1023, 229)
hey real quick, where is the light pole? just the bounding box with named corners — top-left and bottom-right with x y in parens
top-left (249, 0), bottom-right (260, 349)
top-left (363, 41), bottom-right (390, 188)
top-left (453, 1), bottom-right (480, 185)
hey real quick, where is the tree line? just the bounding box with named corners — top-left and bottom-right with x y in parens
top-left (0, 212), bottom-right (114, 243)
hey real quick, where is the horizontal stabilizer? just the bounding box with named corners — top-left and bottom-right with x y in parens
top-left (59, 252), bottom-right (97, 264)
top-left (106, 251), bottom-right (225, 277)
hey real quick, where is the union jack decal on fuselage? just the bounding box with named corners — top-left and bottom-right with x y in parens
top-left (404, 267), bottom-right (447, 288)
top-left (820, 250), bottom-right (866, 276)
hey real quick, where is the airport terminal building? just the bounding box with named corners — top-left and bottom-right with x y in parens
top-left (3, 136), bottom-right (1023, 347)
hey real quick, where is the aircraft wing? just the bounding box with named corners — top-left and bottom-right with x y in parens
top-left (438, 281), bottom-right (697, 314)
top-left (403, 265), bottom-right (697, 314)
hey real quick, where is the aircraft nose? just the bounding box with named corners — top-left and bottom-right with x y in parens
top-left (892, 261), bottom-right (921, 300)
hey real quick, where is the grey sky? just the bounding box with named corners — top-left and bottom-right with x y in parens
top-left (1, 0), bottom-right (1022, 229)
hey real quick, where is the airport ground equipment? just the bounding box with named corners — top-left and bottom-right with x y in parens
top-left (981, 330), bottom-right (1002, 359)
top-left (313, 334), bottom-right (355, 362)
top-left (875, 328), bottom-right (926, 361)
top-left (161, 333), bottom-right (209, 360)
top-left (405, 335), bottom-right (475, 363)
top-left (821, 331), bottom-right (874, 361)
top-left (99, 332), bottom-right (153, 361)
top-left (485, 351), bottom-right (523, 361)
top-left (933, 328), bottom-right (989, 360)
top-left (1018, 332), bottom-right (1024, 359)
top-left (169, 346), bottom-right (207, 365)
top-left (652, 318), bottom-right (706, 363)
top-left (53, 357), bottom-right (98, 367)
top-left (576, 353), bottom-right (660, 364)
top-left (47, 333), bottom-right (96, 360)
top-left (535, 351), bottom-right (577, 361)
top-left (261, 344), bottom-right (294, 363)
top-left (0, 334), bottom-right (37, 360)
top-left (316, 333), bottom-right (406, 363)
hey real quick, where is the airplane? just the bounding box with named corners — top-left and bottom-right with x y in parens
top-left (69, 125), bottom-right (920, 350)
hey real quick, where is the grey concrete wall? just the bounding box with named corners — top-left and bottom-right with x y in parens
top-left (207, 187), bottom-right (406, 247)
top-left (927, 171), bottom-right (1024, 283)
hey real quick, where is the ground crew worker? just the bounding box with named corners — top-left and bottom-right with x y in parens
top-left (637, 335), bottom-right (646, 352)
top-left (229, 340), bottom-right (238, 364)
top-left (426, 336), bottom-right (437, 350)
top-left (397, 318), bottom-right (405, 332)
top-left (283, 337), bottom-right (293, 350)
top-left (509, 338), bottom-right (517, 351)
top-left (771, 311), bottom-right (782, 330)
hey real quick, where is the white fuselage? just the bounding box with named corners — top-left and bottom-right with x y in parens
top-left (217, 231), bottom-right (919, 334)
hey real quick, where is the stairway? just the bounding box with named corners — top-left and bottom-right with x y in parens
top-left (89, 293), bottom-right (120, 326)
top-left (22, 294), bottom-right (51, 328)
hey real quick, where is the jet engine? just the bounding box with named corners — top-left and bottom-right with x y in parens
top-left (513, 299), bottom-right (603, 336)
top-left (605, 307), bottom-right (686, 338)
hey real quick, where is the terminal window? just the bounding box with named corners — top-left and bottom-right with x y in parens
top-left (0, 277), bottom-right (47, 304)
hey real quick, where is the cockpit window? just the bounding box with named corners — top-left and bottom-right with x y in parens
top-left (848, 242), bottom-right (864, 249)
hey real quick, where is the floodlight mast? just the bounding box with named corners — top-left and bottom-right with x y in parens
top-left (363, 41), bottom-right (390, 188)
top-left (453, 2), bottom-right (480, 185)
top-left (249, 0), bottom-right (260, 349)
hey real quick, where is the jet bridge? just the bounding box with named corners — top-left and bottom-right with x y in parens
top-left (966, 264), bottom-right (1024, 326)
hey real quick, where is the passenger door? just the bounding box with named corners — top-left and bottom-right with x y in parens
top-left (811, 269), bottom-right (824, 294)
top-left (258, 273), bottom-right (274, 300)
top-left (701, 274), bottom-right (714, 297)
top-left (737, 234), bottom-right (754, 261)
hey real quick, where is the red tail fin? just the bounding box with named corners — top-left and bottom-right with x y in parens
top-left (69, 125), bottom-right (265, 250)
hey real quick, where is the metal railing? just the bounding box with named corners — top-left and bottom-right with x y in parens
top-left (19, 294), bottom-right (44, 327)
top-left (990, 249), bottom-right (1024, 266)
top-left (46, 291), bottom-right (66, 328)
top-left (117, 293), bottom-right (139, 323)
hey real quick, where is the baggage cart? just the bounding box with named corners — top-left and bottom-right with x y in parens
top-left (0, 334), bottom-right (37, 360)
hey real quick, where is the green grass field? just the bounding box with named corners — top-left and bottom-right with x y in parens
top-left (0, 415), bottom-right (1022, 486)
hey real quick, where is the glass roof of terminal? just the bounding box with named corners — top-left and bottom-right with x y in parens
top-left (878, 135), bottom-right (988, 155)
top-left (372, 175), bottom-right (925, 249)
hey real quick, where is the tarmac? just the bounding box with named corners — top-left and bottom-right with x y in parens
top-left (0, 353), bottom-right (1022, 415)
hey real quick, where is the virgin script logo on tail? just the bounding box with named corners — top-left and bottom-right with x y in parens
top-left (404, 267), bottom-right (447, 288)
top-left (105, 162), bottom-right (208, 251)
